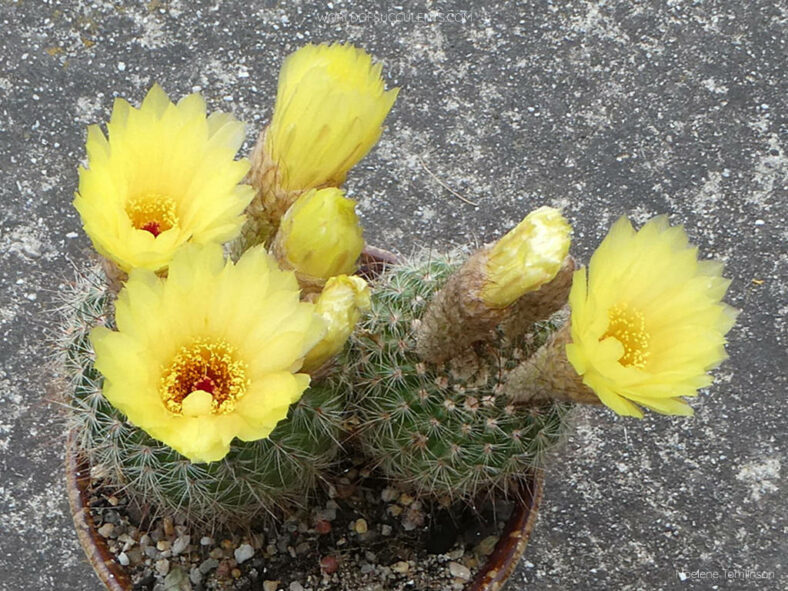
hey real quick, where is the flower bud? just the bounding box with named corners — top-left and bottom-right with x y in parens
top-left (274, 188), bottom-right (365, 284)
top-left (481, 206), bottom-right (571, 308)
top-left (303, 275), bottom-right (371, 371)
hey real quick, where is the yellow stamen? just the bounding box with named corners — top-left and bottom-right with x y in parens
top-left (160, 338), bottom-right (249, 415)
top-left (126, 194), bottom-right (178, 237)
top-left (603, 303), bottom-right (650, 368)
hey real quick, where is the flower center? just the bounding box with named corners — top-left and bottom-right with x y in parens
top-left (126, 194), bottom-right (178, 237)
top-left (603, 303), bottom-right (650, 368)
top-left (160, 338), bottom-right (249, 416)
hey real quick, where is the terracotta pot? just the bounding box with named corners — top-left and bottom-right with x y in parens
top-left (65, 247), bottom-right (545, 591)
top-left (66, 434), bottom-right (543, 591)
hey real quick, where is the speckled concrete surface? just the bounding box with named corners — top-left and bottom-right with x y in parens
top-left (0, 1), bottom-right (785, 590)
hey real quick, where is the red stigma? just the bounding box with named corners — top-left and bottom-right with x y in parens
top-left (141, 221), bottom-right (162, 237)
top-left (192, 376), bottom-right (217, 394)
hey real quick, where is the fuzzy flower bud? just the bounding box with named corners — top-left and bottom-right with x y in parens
top-left (303, 275), bottom-right (371, 372)
top-left (274, 188), bottom-right (365, 286)
top-left (481, 206), bottom-right (572, 308)
top-left (266, 43), bottom-right (399, 191)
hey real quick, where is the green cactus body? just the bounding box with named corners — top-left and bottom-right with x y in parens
top-left (59, 266), bottom-right (345, 527)
top-left (342, 253), bottom-right (573, 500)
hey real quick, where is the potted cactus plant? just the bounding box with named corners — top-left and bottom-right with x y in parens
top-left (60, 42), bottom-right (736, 591)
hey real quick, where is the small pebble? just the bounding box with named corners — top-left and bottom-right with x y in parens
top-left (200, 536), bottom-right (213, 546)
top-left (199, 558), bottom-right (219, 574)
top-left (231, 568), bottom-right (242, 578)
top-left (126, 547), bottom-right (144, 565)
top-left (354, 519), bottom-right (368, 534)
top-left (98, 523), bottom-right (114, 538)
top-left (162, 567), bottom-right (189, 589)
top-left (155, 558), bottom-right (170, 576)
top-left (209, 547), bottom-right (225, 560)
top-left (263, 581), bottom-right (279, 591)
top-left (289, 582), bottom-right (304, 591)
top-left (189, 567), bottom-right (203, 585)
top-left (403, 508), bottom-right (425, 531)
top-left (399, 493), bottom-right (415, 506)
top-left (157, 540), bottom-right (171, 552)
top-left (315, 519), bottom-right (332, 534)
top-left (172, 535), bottom-right (190, 555)
top-left (381, 524), bottom-right (392, 536)
top-left (234, 543), bottom-right (255, 564)
top-left (391, 561), bottom-right (410, 574)
top-left (449, 562), bottom-right (471, 581)
top-left (477, 535), bottom-right (498, 556)
top-left (320, 555), bottom-right (338, 574)
top-left (215, 560), bottom-right (231, 578)
top-left (380, 488), bottom-right (398, 502)
top-left (317, 507), bottom-right (336, 521)
top-left (117, 552), bottom-right (129, 566)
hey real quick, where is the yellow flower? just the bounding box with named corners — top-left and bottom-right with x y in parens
top-left (303, 275), bottom-right (371, 372)
top-left (565, 216), bottom-right (737, 418)
top-left (90, 244), bottom-right (325, 463)
top-left (74, 84), bottom-right (254, 273)
top-left (481, 206), bottom-right (572, 308)
top-left (266, 43), bottom-right (399, 191)
top-left (273, 187), bottom-right (364, 283)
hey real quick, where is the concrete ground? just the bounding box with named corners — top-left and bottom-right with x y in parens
top-left (0, 1), bottom-right (785, 589)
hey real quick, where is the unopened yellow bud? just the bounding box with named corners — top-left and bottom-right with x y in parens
top-left (266, 43), bottom-right (399, 191)
top-left (481, 206), bottom-right (572, 308)
top-left (303, 275), bottom-right (371, 371)
top-left (274, 188), bottom-right (365, 283)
